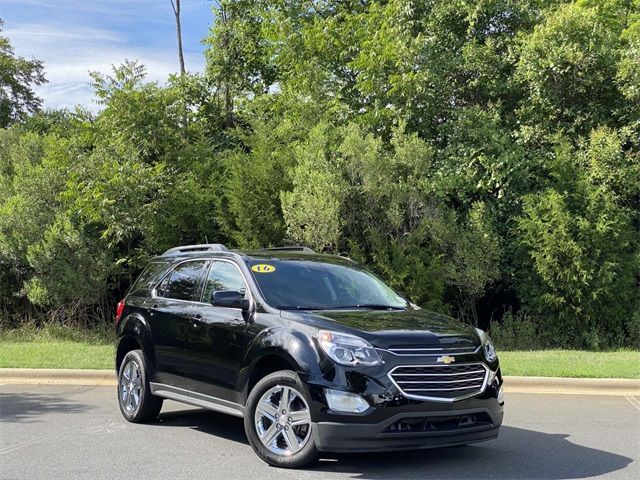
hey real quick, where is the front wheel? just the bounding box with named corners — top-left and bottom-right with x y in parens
top-left (244, 370), bottom-right (319, 468)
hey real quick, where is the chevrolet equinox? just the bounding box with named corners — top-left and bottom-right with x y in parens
top-left (115, 244), bottom-right (504, 468)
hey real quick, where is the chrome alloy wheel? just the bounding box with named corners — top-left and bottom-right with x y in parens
top-left (120, 360), bottom-right (142, 413)
top-left (254, 385), bottom-right (312, 456)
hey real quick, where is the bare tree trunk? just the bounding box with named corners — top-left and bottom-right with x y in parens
top-left (218, 3), bottom-right (234, 128)
top-left (171, 0), bottom-right (186, 75)
top-left (224, 83), bottom-right (233, 128)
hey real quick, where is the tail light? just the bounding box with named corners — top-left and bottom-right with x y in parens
top-left (115, 299), bottom-right (126, 325)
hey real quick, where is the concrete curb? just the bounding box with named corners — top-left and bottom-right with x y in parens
top-left (0, 368), bottom-right (116, 386)
top-left (0, 369), bottom-right (638, 395)
top-left (504, 376), bottom-right (639, 396)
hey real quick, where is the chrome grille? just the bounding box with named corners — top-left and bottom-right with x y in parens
top-left (386, 345), bottom-right (478, 356)
top-left (389, 363), bottom-right (488, 402)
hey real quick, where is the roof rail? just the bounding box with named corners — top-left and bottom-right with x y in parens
top-left (162, 244), bottom-right (229, 256)
top-left (261, 246), bottom-right (316, 254)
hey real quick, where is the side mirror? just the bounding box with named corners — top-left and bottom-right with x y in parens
top-left (212, 290), bottom-right (250, 311)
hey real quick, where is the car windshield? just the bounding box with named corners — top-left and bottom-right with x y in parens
top-left (246, 258), bottom-right (407, 310)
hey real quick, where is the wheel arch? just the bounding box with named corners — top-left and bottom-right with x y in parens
top-left (115, 312), bottom-right (155, 372)
top-left (246, 352), bottom-right (300, 397)
top-left (242, 328), bottom-right (322, 403)
top-left (115, 336), bottom-right (142, 372)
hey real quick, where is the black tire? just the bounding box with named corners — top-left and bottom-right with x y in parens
top-left (244, 370), bottom-right (319, 468)
top-left (117, 349), bottom-right (163, 423)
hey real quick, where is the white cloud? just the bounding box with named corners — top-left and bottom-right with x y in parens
top-left (4, 22), bottom-right (205, 110)
top-left (2, 0), bottom-right (172, 20)
top-left (3, 24), bottom-right (125, 45)
top-left (35, 51), bottom-right (205, 110)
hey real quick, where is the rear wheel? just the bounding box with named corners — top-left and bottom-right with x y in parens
top-left (244, 370), bottom-right (319, 468)
top-left (117, 349), bottom-right (163, 423)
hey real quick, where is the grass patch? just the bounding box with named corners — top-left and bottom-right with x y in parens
top-left (0, 341), bottom-right (114, 369)
top-left (0, 322), bottom-right (113, 344)
top-left (0, 324), bottom-right (114, 370)
top-left (499, 350), bottom-right (640, 379)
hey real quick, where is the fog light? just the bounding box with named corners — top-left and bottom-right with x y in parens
top-left (325, 389), bottom-right (370, 413)
top-left (497, 385), bottom-right (504, 404)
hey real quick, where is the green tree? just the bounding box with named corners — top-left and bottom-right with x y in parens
top-left (0, 20), bottom-right (46, 127)
top-left (204, 0), bottom-right (277, 128)
top-left (215, 117), bottom-right (296, 248)
top-left (80, 63), bottom-right (223, 278)
top-left (516, 1), bottom-right (627, 137)
top-left (0, 121), bottom-right (109, 323)
top-left (281, 124), bottom-right (343, 250)
top-left (516, 135), bottom-right (638, 348)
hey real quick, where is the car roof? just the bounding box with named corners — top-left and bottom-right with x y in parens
top-left (240, 250), bottom-right (353, 264)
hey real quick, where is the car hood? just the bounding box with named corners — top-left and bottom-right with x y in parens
top-left (282, 308), bottom-right (480, 350)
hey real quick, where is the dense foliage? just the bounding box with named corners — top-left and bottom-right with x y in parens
top-left (0, 1), bottom-right (638, 349)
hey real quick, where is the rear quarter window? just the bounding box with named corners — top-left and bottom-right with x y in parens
top-left (129, 262), bottom-right (169, 297)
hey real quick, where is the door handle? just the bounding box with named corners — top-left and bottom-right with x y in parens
top-left (190, 314), bottom-right (203, 328)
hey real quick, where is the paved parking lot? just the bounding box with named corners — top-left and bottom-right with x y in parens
top-left (1, 385), bottom-right (638, 479)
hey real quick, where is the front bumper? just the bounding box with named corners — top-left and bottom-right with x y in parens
top-left (314, 407), bottom-right (502, 452)
top-left (305, 353), bottom-right (504, 453)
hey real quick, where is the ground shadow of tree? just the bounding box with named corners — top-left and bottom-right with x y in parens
top-left (0, 392), bottom-right (90, 423)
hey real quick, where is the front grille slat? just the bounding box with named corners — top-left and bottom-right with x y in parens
top-left (392, 369), bottom-right (486, 377)
top-left (387, 345), bottom-right (479, 356)
top-left (404, 385), bottom-right (482, 392)
top-left (398, 378), bottom-right (485, 384)
top-left (389, 363), bottom-right (488, 402)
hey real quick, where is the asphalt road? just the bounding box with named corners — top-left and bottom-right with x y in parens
top-left (0, 385), bottom-right (638, 480)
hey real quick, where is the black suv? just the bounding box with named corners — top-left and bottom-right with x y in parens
top-left (115, 244), bottom-right (504, 468)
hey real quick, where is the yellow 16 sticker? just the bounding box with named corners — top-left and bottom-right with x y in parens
top-left (251, 264), bottom-right (275, 273)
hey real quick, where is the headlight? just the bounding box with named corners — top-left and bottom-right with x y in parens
top-left (476, 328), bottom-right (498, 362)
top-left (318, 330), bottom-right (382, 366)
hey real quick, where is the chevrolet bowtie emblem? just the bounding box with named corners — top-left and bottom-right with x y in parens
top-left (437, 355), bottom-right (456, 364)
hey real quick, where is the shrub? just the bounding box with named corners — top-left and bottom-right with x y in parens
top-left (490, 311), bottom-right (546, 350)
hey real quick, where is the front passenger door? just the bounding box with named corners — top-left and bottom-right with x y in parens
top-left (184, 260), bottom-right (250, 401)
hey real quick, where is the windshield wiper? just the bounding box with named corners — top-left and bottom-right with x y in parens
top-left (328, 304), bottom-right (406, 310)
top-left (277, 304), bottom-right (406, 311)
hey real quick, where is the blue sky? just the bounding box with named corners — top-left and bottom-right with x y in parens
top-left (0, 0), bottom-right (214, 109)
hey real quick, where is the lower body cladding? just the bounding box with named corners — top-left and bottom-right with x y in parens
top-left (305, 366), bottom-right (504, 453)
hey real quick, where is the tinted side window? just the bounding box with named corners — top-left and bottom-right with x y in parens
top-left (203, 261), bottom-right (247, 303)
top-left (130, 262), bottom-right (169, 297)
top-left (158, 260), bottom-right (207, 301)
